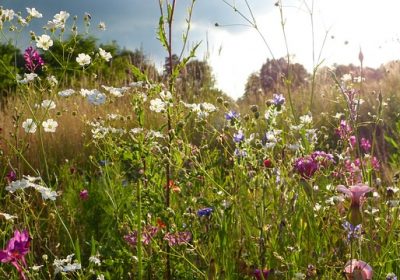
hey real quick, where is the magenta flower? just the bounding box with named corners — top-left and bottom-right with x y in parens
top-left (337, 183), bottom-right (372, 208)
top-left (163, 231), bottom-right (192, 246)
top-left (0, 229), bottom-right (31, 280)
top-left (253, 268), bottom-right (272, 279)
top-left (24, 46), bottom-right (44, 72)
top-left (79, 189), bottom-right (89, 200)
top-left (294, 156), bottom-right (318, 179)
top-left (360, 138), bottom-right (371, 152)
top-left (344, 259), bottom-right (373, 280)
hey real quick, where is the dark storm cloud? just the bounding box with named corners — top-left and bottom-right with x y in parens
top-left (2, 0), bottom-right (271, 65)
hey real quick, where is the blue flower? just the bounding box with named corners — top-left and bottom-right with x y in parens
top-left (272, 93), bottom-right (285, 106)
top-left (225, 110), bottom-right (239, 121)
top-left (233, 130), bottom-right (245, 143)
top-left (197, 207), bottom-right (213, 217)
top-left (342, 221), bottom-right (362, 242)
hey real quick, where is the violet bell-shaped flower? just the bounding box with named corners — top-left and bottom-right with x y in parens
top-left (337, 183), bottom-right (372, 225)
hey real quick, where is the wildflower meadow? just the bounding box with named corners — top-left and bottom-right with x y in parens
top-left (1, 1), bottom-right (400, 279)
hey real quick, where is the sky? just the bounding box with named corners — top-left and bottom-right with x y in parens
top-left (3, 0), bottom-right (400, 99)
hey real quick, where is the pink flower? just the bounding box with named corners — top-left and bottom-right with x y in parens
top-left (0, 230), bottom-right (31, 280)
top-left (337, 183), bottom-right (372, 208)
top-left (79, 189), bottom-right (89, 200)
top-left (344, 259), bottom-right (373, 280)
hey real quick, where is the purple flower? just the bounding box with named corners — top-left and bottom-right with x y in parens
top-left (272, 93), bottom-right (285, 106)
top-left (79, 189), bottom-right (89, 200)
top-left (6, 171), bottom-right (17, 183)
top-left (342, 221), bottom-right (362, 242)
top-left (124, 225), bottom-right (159, 247)
top-left (253, 268), bottom-right (272, 279)
top-left (0, 230), bottom-right (31, 280)
top-left (311, 151), bottom-right (335, 167)
top-left (233, 130), bottom-right (245, 143)
top-left (360, 138), bottom-right (371, 152)
top-left (163, 231), bottom-right (192, 246)
top-left (197, 207), bottom-right (213, 217)
top-left (294, 156), bottom-right (318, 179)
top-left (24, 46), bottom-right (44, 73)
top-left (234, 148), bottom-right (247, 158)
top-left (225, 110), bottom-right (239, 121)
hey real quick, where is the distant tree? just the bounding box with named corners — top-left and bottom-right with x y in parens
top-left (259, 57), bottom-right (308, 93)
top-left (0, 43), bottom-right (24, 99)
top-left (241, 72), bottom-right (263, 103)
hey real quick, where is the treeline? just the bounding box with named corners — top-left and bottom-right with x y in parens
top-left (0, 35), bottom-right (229, 104)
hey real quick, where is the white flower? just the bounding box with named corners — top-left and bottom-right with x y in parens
top-left (26, 7), bottom-right (42, 18)
top-left (130, 128), bottom-right (144, 134)
top-left (41, 100), bottom-right (56, 110)
top-left (0, 212), bottom-right (17, 221)
top-left (160, 90), bottom-right (172, 101)
top-left (42, 119), bottom-right (58, 133)
top-left (2, 9), bottom-right (15, 21)
top-left (101, 85), bottom-right (128, 97)
top-left (36, 34), bottom-right (53, 51)
top-left (76, 53), bottom-right (91, 66)
top-left (34, 185), bottom-right (58, 200)
top-left (79, 88), bottom-right (91, 97)
top-left (299, 114), bottom-right (313, 125)
top-left (89, 255), bottom-right (101, 266)
top-left (341, 74), bottom-right (352, 83)
top-left (99, 48), bottom-right (112, 62)
top-left (98, 22), bottom-right (106, 30)
top-left (47, 75), bottom-right (58, 86)
top-left (97, 274), bottom-right (105, 280)
top-left (53, 254), bottom-right (81, 274)
top-left (18, 73), bottom-right (38, 84)
top-left (54, 11), bottom-right (70, 23)
top-left (6, 179), bottom-right (31, 193)
top-left (87, 90), bottom-right (106, 105)
top-left (58, 89), bottom-right (75, 97)
top-left (147, 130), bottom-right (164, 139)
top-left (22, 119), bottom-right (37, 133)
top-left (31, 265), bottom-right (44, 271)
top-left (150, 98), bottom-right (166, 113)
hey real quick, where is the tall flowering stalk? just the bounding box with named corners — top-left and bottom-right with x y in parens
top-left (0, 230), bottom-right (31, 280)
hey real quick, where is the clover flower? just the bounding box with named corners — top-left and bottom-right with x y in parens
top-left (294, 156), bottom-right (318, 179)
top-left (24, 46), bottom-right (44, 72)
top-left (344, 259), bottom-right (372, 280)
top-left (0, 229), bottom-right (31, 280)
top-left (36, 34), bottom-right (53, 51)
